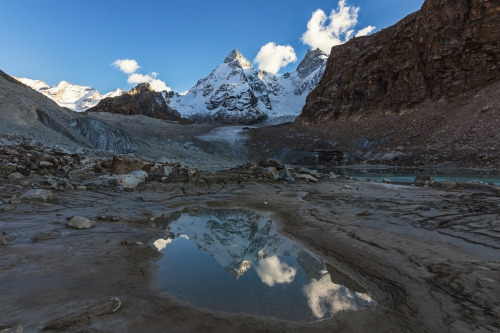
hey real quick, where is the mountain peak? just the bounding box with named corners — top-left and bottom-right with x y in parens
top-left (296, 48), bottom-right (328, 79)
top-left (129, 82), bottom-right (153, 95)
top-left (224, 49), bottom-right (253, 69)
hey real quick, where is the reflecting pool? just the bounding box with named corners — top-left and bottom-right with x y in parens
top-left (154, 208), bottom-right (374, 322)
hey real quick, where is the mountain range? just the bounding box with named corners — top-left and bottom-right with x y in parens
top-left (16, 48), bottom-right (327, 124)
top-left (14, 77), bottom-right (123, 112)
top-left (169, 48), bottom-right (327, 124)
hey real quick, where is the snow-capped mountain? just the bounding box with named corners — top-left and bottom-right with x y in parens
top-left (170, 48), bottom-right (327, 124)
top-left (15, 77), bottom-right (123, 112)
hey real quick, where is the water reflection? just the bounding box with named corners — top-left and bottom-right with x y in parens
top-left (154, 208), bottom-right (374, 322)
top-left (255, 256), bottom-right (297, 287)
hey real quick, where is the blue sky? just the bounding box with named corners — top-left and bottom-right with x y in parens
top-left (0, 0), bottom-right (424, 93)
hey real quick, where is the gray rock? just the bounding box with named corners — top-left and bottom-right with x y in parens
top-left (116, 174), bottom-right (143, 190)
top-left (163, 166), bottom-right (173, 177)
top-left (279, 169), bottom-right (295, 183)
top-left (297, 167), bottom-right (321, 178)
top-left (7, 172), bottom-right (24, 180)
top-left (68, 168), bottom-right (96, 181)
top-left (39, 161), bottom-right (54, 168)
top-left (20, 189), bottom-right (53, 202)
top-left (45, 177), bottom-right (59, 188)
top-left (68, 216), bottom-right (95, 229)
top-left (262, 166), bottom-right (280, 180)
top-left (129, 170), bottom-right (148, 181)
top-left (296, 173), bottom-right (318, 182)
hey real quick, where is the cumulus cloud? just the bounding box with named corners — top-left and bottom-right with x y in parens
top-left (301, 0), bottom-right (376, 54)
top-left (254, 42), bottom-right (297, 74)
top-left (113, 59), bottom-right (171, 92)
top-left (112, 59), bottom-right (140, 74)
top-left (127, 72), bottom-right (171, 92)
top-left (355, 25), bottom-right (376, 37)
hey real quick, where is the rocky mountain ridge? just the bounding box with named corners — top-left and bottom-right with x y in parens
top-left (298, 0), bottom-right (500, 123)
top-left (87, 83), bottom-right (181, 121)
top-left (15, 77), bottom-right (123, 112)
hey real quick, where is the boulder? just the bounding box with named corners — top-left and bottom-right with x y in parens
top-left (279, 169), bottom-right (295, 183)
top-left (7, 172), bottom-right (24, 180)
top-left (68, 216), bottom-right (95, 229)
top-left (262, 167), bottom-right (280, 180)
top-left (116, 174), bottom-right (144, 190)
top-left (20, 189), bottom-right (52, 202)
top-left (111, 155), bottom-right (150, 175)
top-left (296, 173), bottom-right (318, 183)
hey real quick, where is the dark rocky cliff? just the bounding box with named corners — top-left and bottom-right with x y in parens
top-left (298, 0), bottom-right (500, 124)
top-left (88, 83), bottom-right (181, 121)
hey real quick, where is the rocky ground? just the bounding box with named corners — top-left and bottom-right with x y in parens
top-left (1, 136), bottom-right (499, 333)
top-left (248, 81), bottom-right (500, 169)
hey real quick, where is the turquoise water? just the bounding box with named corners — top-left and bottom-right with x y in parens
top-left (328, 168), bottom-right (500, 185)
top-left (154, 208), bottom-right (374, 322)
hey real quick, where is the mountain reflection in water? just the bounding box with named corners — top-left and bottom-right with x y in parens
top-left (154, 208), bottom-right (374, 322)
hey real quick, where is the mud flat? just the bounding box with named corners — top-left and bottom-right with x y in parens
top-left (1, 169), bottom-right (499, 333)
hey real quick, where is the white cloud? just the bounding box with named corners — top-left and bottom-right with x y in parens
top-left (301, 0), bottom-right (376, 54)
top-left (255, 256), bottom-right (297, 287)
top-left (355, 25), bottom-right (376, 37)
top-left (113, 63), bottom-right (171, 92)
top-left (127, 72), bottom-right (171, 92)
top-left (112, 59), bottom-right (140, 74)
top-left (302, 274), bottom-right (374, 319)
top-left (254, 42), bottom-right (297, 74)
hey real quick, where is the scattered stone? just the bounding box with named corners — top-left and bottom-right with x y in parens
top-left (163, 166), bottom-right (173, 177)
top-left (296, 173), bottom-right (318, 183)
top-left (262, 167), bottom-right (280, 180)
top-left (328, 173), bottom-right (339, 180)
top-left (20, 189), bottom-right (52, 202)
top-left (129, 170), bottom-right (148, 181)
top-left (111, 154), bottom-right (150, 175)
top-left (279, 169), bottom-right (295, 182)
top-left (297, 167), bottom-right (322, 178)
top-left (38, 161), bottom-right (54, 168)
top-left (188, 168), bottom-right (198, 176)
top-left (343, 185), bottom-right (352, 190)
top-left (45, 177), bottom-right (59, 188)
top-left (117, 174), bottom-right (143, 190)
top-left (414, 176), bottom-right (435, 186)
top-left (75, 185), bottom-right (87, 190)
top-left (7, 172), bottom-right (24, 180)
top-left (68, 216), bottom-right (95, 229)
top-left (441, 180), bottom-right (458, 189)
top-left (67, 168), bottom-right (96, 181)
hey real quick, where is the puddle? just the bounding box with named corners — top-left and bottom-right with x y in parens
top-left (154, 208), bottom-right (374, 322)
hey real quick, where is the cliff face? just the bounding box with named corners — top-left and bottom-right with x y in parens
top-left (88, 83), bottom-right (181, 121)
top-left (298, 0), bottom-right (500, 124)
